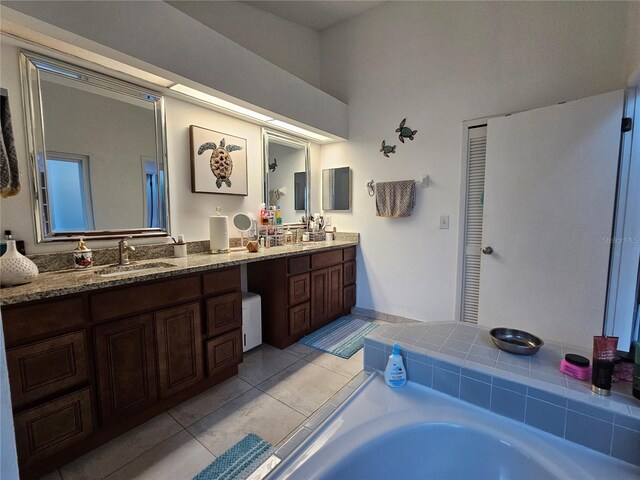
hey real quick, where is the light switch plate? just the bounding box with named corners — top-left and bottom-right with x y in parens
top-left (439, 215), bottom-right (450, 229)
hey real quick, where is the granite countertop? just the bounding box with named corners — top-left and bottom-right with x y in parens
top-left (0, 240), bottom-right (357, 306)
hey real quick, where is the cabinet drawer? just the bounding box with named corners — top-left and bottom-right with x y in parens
top-left (7, 332), bottom-right (88, 409)
top-left (206, 329), bottom-right (242, 376)
top-left (3, 297), bottom-right (85, 346)
top-left (90, 276), bottom-right (201, 322)
top-left (343, 246), bottom-right (356, 261)
top-left (288, 255), bottom-right (310, 275)
top-left (311, 249), bottom-right (343, 269)
top-left (203, 267), bottom-right (241, 296)
top-left (288, 273), bottom-right (310, 306)
top-left (344, 284), bottom-right (356, 310)
top-left (344, 261), bottom-right (356, 286)
top-left (206, 292), bottom-right (242, 337)
top-left (14, 387), bottom-right (93, 467)
top-left (288, 302), bottom-right (310, 338)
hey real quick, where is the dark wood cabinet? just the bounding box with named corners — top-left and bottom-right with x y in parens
top-left (7, 332), bottom-right (88, 409)
top-left (206, 291), bottom-right (242, 337)
top-left (155, 303), bottom-right (203, 399)
top-left (206, 329), bottom-right (242, 376)
top-left (94, 315), bottom-right (158, 422)
top-left (13, 388), bottom-right (93, 468)
top-left (248, 246), bottom-right (357, 348)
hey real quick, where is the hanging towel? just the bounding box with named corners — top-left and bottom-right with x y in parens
top-left (375, 180), bottom-right (416, 217)
top-left (1, 90), bottom-right (20, 198)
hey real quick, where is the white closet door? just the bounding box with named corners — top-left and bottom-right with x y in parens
top-left (461, 126), bottom-right (488, 324)
top-left (478, 90), bottom-right (624, 349)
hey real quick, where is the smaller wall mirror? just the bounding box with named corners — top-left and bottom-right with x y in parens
top-left (323, 167), bottom-right (351, 210)
top-left (21, 51), bottom-right (169, 242)
top-left (262, 129), bottom-right (310, 224)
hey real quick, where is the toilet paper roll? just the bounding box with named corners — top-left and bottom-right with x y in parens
top-left (209, 215), bottom-right (229, 253)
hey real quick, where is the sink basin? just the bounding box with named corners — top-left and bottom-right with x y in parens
top-left (96, 262), bottom-right (175, 277)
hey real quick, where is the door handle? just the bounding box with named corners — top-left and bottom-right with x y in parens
top-left (482, 246), bottom-right (493, 255)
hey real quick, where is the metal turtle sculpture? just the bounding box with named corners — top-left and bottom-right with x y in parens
top-left (198, 138), bottom-right (243, 188)
top-left (380, 140), bottom-right (396, 158)
top-left (396, 118), bottom-right (417, 143)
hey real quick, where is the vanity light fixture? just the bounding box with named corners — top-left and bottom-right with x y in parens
top-left (266, 119), bottom-right (332, 142)
top-left (170, 83), bottom-right (274, 122)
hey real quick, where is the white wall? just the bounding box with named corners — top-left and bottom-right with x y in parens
top-left (167, 1), bottom-right (321, 89)
top-left (625, 1), bottom-right (640, 85)
top-left (2, 1), bottom-right (347, 138)
top-left (319, 1), bottom-right (632, 323)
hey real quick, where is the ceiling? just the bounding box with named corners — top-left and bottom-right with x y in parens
top-left (242, 1), bottom-right (384, 31)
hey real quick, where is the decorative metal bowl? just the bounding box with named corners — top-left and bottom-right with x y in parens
top-left (489, 328), bottom-right (544, 356)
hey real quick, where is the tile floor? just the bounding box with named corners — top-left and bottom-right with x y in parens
top-left (40, 335), bottom-right (371, 480)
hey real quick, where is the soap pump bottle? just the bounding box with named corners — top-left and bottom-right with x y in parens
top-left (384, 344), bottom-right (407, 388)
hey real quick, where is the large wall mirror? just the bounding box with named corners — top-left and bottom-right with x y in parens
top-left (20, 51), bottom-right (170, 242)
top-left (262, 128), bottom-right (309, 225)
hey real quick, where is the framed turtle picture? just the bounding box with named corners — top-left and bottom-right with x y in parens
top-left (189, 125), bottom-right (248, 195)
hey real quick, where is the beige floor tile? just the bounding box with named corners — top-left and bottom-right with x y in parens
top-left (39, 470), bottom-right (63, 480)
top-left (103, 430), bottom-right (214, 480)
top-left (238, 344), bottom-right (299, 386)
top-left (257, 359), bottom-right (350, 416)
top-left (284, 343), bottom-right (316, 358)
top-left (187, 388), bottom-right (305, 457)
top-left (168, 376), bottom-right (253, 427)
top-left (60, 413), bottom-right (182, 480)
top-left (304, 349), bottom-right (364, 379)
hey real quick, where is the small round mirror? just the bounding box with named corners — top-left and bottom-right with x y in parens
top-left (233, 213), bottom-right (252, 232)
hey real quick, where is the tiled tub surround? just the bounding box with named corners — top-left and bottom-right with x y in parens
top-left (1, 239), bottom-right (358, 305)
top-left (363, 322), bottom-right (640, 466)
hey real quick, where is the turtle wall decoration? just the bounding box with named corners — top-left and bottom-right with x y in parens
top-left (396, 118), bottom-right (417, 143)
top-left (190, 125), bottom-right (248, 195)
top-left (380, 140), bottom-right (396, 158)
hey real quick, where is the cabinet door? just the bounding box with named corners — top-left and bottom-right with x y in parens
top-left (288, 273), bottom-right (310, 306)
top-left (94, 315), bottom-right (157, 422)
top-left (206, 292), bottom-right (242, 337)
top-left (328, 265), bottom-right (344, 319)
top-left (289, 302), bottom-right (310, 338)
top-left (206, 329), bottom-right (242, 376)
top-left (344, 261), bottom-right (356, 287)
top-left (311, 268), bottom-right (329, 327)
top-left (344, 284), bottom-right (357, 311)
top-left (155, 303), bottom-right (203, 399)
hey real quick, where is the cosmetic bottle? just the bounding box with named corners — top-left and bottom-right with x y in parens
top-left (384, 344), bottom-right (407, 388)
top-left (276, 205), bottom-right (282, 225)
top-left (560, 354), bottom-right (591, 381)
top-left (591, 336), bottom-right (618, 396)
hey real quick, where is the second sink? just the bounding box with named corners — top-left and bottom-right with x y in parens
top-left (96, 262), bottom-right (175, 277)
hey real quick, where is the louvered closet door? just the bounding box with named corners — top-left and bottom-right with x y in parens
top-left (461, 125), bottom-right (487, 324)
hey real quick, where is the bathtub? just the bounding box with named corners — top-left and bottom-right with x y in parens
top-left (266, 374), bottom-right (640, 480)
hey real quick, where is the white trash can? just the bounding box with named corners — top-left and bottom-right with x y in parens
top-left (242, 292), bottom-right (262, 352)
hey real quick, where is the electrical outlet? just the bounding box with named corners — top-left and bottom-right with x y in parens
top-left (439, 215), bottom-right (450, 229)
top-left (325, 216), bottom-right (332, 226)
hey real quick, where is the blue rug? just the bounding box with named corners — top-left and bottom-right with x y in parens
top-left (299, 315), bottom-right (378, 359)
top-left (193, 433), bottom-right (273, 480)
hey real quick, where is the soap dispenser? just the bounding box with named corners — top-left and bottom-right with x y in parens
top-left (73, 238), bottom-right (93, 269)
top-left (384, 344), bottom-right (407, 388)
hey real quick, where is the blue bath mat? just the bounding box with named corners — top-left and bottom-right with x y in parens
top-left (299, 315), bottom-right (378, 359)
top-left (193, 433), bottom-right (273, 480)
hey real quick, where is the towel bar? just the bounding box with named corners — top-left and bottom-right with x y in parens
top-left (367, 175), bottom-right (429, 196)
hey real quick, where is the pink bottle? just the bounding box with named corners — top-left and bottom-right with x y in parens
top-left (560, 354), bottom-right (591, 381)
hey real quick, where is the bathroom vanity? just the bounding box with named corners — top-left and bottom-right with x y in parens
top-left (0, 241), bottom-right (357, 479)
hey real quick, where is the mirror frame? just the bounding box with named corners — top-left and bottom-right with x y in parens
top-left (262, 128), bottom-right (310, 226)
top-left (20, 50), bottom-right (171, 242)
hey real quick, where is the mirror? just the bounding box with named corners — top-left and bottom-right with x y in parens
top-left (262, 129), bottom-right (309, 225)
top-left (20, 51), bottom-right (169, 242)
top-left (322, 167), bottom-right (351, 210)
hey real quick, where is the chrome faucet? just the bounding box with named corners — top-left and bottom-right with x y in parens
top-left (118, 236), bottom-right (136, 265)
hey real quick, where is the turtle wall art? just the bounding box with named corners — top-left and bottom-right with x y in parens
top-left (396, 118), bottom-right (417, 143)
top-left (380, 140), bottom-right (396, 158)
top-left (190, 125), bottom-right (248, 195)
